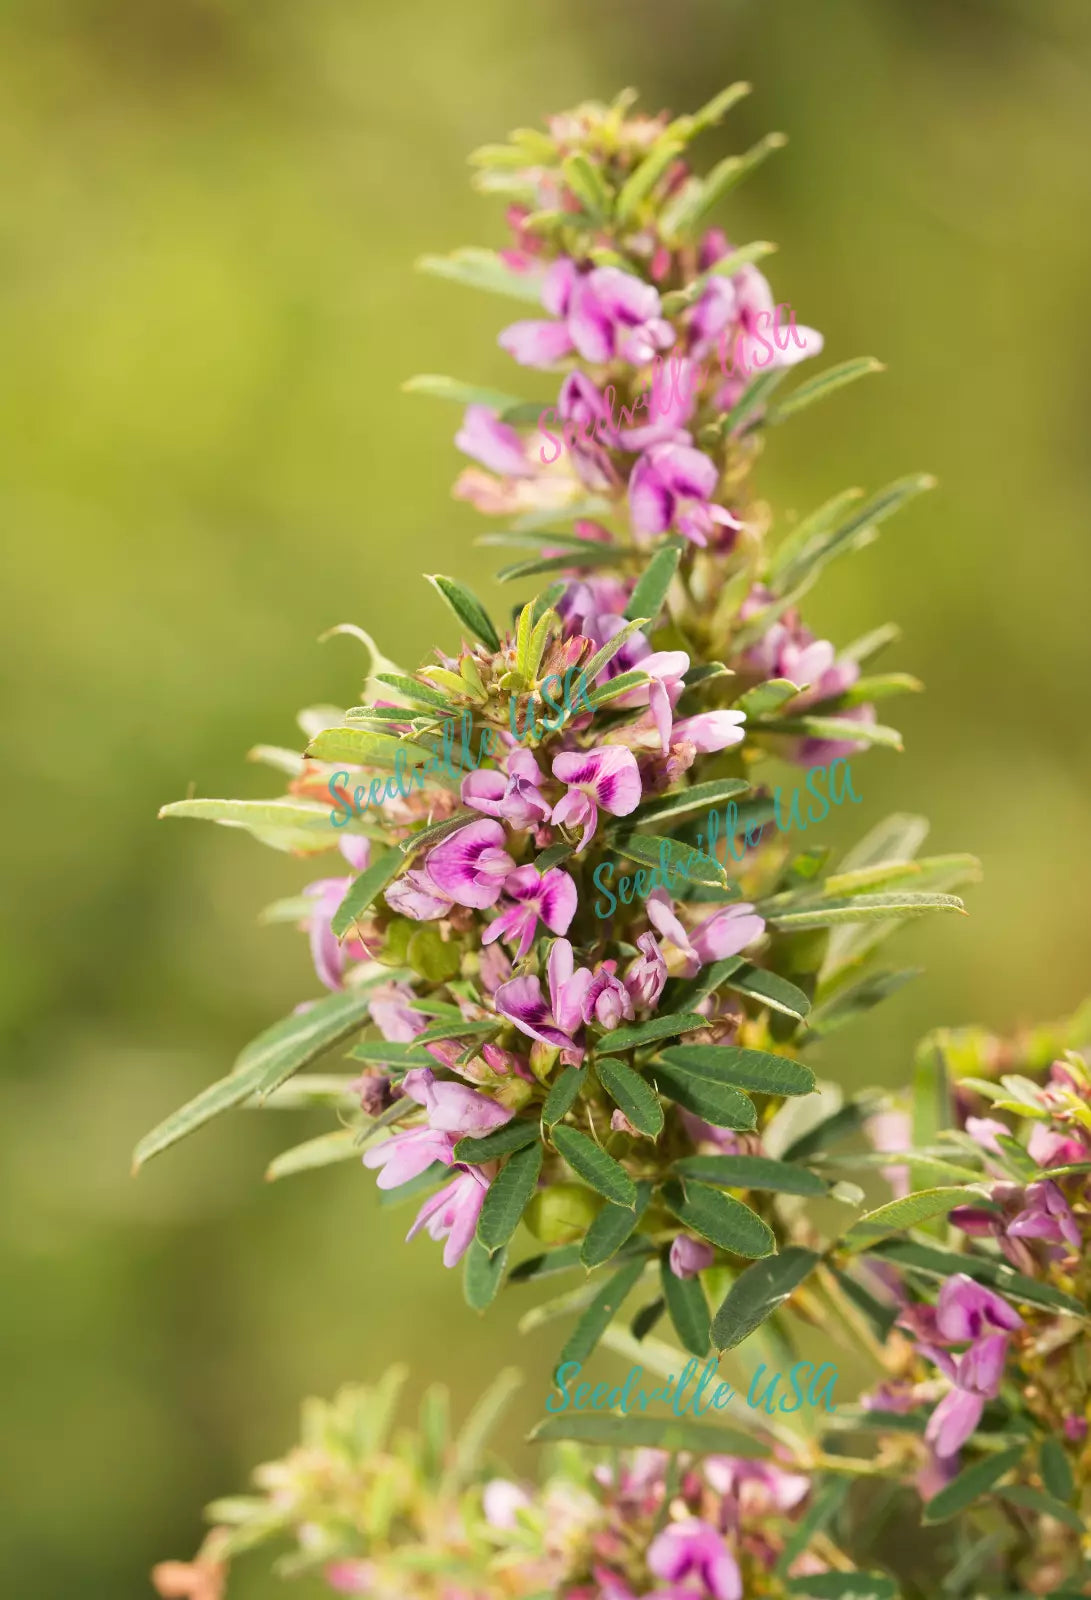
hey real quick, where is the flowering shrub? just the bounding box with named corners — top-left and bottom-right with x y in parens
top-left (139, 81), bottom-right (981, 1376)
top-left (156, 1002), bottom-right (1091, 1599)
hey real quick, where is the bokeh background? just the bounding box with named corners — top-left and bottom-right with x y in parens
top-left (3, 0), bottom-right (1091, 1593)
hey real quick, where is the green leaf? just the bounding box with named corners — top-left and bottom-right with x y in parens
top-left (425, 574), bottom-right (501, 651)
top-left (775, 472), bottom-right (936, 595)
top-left (661, 1178), bottom-right (775, 1259)
top-left (331, 850), bottom-right (403, 938)
top-left (552, 1125), bottom-right (637, 1208)
top-left (463, 1237), bottom-right (509, 1311)
top-left (477, 526), bottom-right (604, 552)
top-left (841, 1187), bottom-right (984, 1252)
top-left (775, 1478), bottom-right (851, 1578)
top-left (840, 622), bottom-right (902, 666)
top-left (711, 1246), bottom-right (821, 1350)
top-left (664, 955), bottom-right (745, 1014)
top-left (507, 1244), bottom-right (584, 1283)
top-left (867, 1237), bottom-right (1088, 1319)
top-left (596, 1012), bottom-right (706, 1058)
top-left (667, 80), bottom-right (752, 139)
top-left (403, 373), bottom-right (526, 411)
top-left (561, 151), bottom-right (612, 218)
top-left (347, 1038), bottom-right (437, 1068)
top-left (476, 1143), bottom-right (543, 1253)
top-left (581, 1182), bottom-right (653, 1269)
top-left (556, 1255), bottom-right (648, 1367)
top-left (159, 796), bottom-right (348, 856)
top-left (996, 1483), bottom-right (1082, 1531)
top-left (662, 131), bottom-right (787, 239)
top-left (412, 1018), bottom-right (498, 1045)
top-left (820, 671), bottom-right (923, 710)
top-left (722, 367), bottom-right (789, 435)
top-left (542, 1064), bottom-right (583, 1129)
top-left (913, 1038), bottom-right (952, 1149)
top-left (765, 486), bottom-right (868, 590)
top-left (496, 547), bottom-right (618, 582)
top-left (583, 668), bottom-right (652, 710)
top-left (658, 1045), bottom-right (815, 1098)
top-left (595, 1058), bottom-right (665, 1137)
top-left (767, 892), bottom-right (966, 930)
top-left (780, 1097), bottom-right (880, 1163)
top-left (373, 671), bottom-right (458, 712)
top-left (576, 616), bottom-right (651, 696)
top-left (786, 1573), bottom-right (896, 1600)
top-left (615, 834), bottom-right (732, 890)
top-left (256, 1073), bottom-right (365, 1110)
top-left (767, 357), bottom-right (885, 426)
top-left (132, 989), bottom-right (375, 1170)
top-left (529, 1408), bottom-right (770, 1457)
top-left (749, 714), bottom-right (903, 752)
top-left (1039, 1435), bottom-right (1074, 1503)
top-left (452, 1365), bottom-right (523, 1476)
top-left (720, 965), bottom-right (811, 1022)
top-left (264, 1128), bottom-right (361, 1182)
top-left (624, 778), bottom-right (751, 831)
top-left (806, 969), bottom-right (921, 1040)
top-left (660, 1254), bottom-right (711, 1356)
top-left (624, 543), bottom-right (681, 623)
top-left (631, 1298), bottom-right (666, 1341)
top-left (534, 840), bottom-right (575, 873)
top-left (922, 1445), bottom-right (1025, 1524)
top-left (675, 1155), bottom-right (827, 1198)
top-left (454, 1120), bottom-right (540, 1164)
top-left (735, 678), bottom-right (802, 719)
top-left (417, 247), bottom-right (547, 304)
top-left (661, 239), bottom-right (777, 314)
top-left (650, 1060), bottom-right (757, 1130)
top-left (616, 138), bottom-right (686, 221)
top-left (306, 726), bottom-right (436, 768)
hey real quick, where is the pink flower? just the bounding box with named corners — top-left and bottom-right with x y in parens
top-left (1028, 1123), bottom-right (1090, 1168)
top-left (494, 938), bottom-right (594, 1065)
top-left (551, 747), bottom-right (642, 846)
top-left (301, 838), bottom-right (372, 989)
top-left (669, 1236), bottom-right (715, 1278)
top-left (384, 864), bottom-right (453, 921)
top-left (498, 258), bottom-right (580, 367)
top-left (400, 1067), bottom-right (513, 1137)
top-left (924, 1333), bottom-right (1010, 1459)
top-left (462, 749), bottom-right (552, 830)
top-left (1007, 1180), bottom-right (1081, 1249)
top-left (629, 442), bottom-right (741, 548)
top-left (455, 405), bottom-right (535, 477)
top-left (671, 710), bottom-right (747, 754)
top-left (406, 1166), bottom-right (491, 1268)
top-left (325, 1561), bottom-right (375, 1594)
top-left (646, 890), bottom-right (765, 978)
top-left (483, 865), bottom-right (578, 958)
top-left (424, 819), bottom-right (516, 910)
top-left (935, 1274), bottom-right (1023, 1341)
top-left (362, 1124), bottom-right (455, 1190)
top-left (582, 964), bottom-right (635, 1031)
top-left (647, 1518), bottom-right (742, 1600)
top-left (568, 266), bottom-right (674, 366)
top-left (625, 932), bottom-right (667, 1009)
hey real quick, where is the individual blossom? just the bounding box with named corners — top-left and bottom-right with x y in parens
top-left (383, 862), bottom-right (454, 921)
top-left (498, 257), bottom-right (582, 367)
top-left (424, 819), bottom-right (516, 910)
top-left (455, 405), bottom-right (537, 477)
top-left (669, 1235), bottom-right (715, 1279)
top-left (670, 709), bottom-right (747, 754)
top-left (482, 864), bottom-right (578, 958)
top-left (406, 1165), bottom-right (491, 1268)
top-left (646, 890), bottom-right (766, 978)
top-left (302, 836), bottom-right (372, 989)
top-left (462, 748), bottom-right (553, 830)
top-left (567, 265), bottom-right (675, 365)
top-left (624, 932), bottom-right (667, 1009)
top-left (1007, 1180), bottom-right (1081, 1250)
top-left (582, 962), bottom-right (635, 1031)
top-left (924, 1332), bottom-right (1010, 1459)
top-left (494, 937), bottom-right (594, 1065)
top-left (399, 1066), bottom-right (513, 1137)
top-left (551, 746), bottom-right (642, 846)
top-left (647, 1518), bottom-right (742, 1600)
top-left (935, 1273), bottom-right (1024, 1342)
top-left (629, 441), bottom-right (742, 548)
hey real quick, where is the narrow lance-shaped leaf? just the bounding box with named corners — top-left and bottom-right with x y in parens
top-left (552, 1125), bottom-right (637, 1209)
top-left (476, 1142), bottom-right (543, 1254)
top-left (265, 1128), bottom-right (361, 1182)
top-left (556, 1255), bottom-right (648, 1368)
top-left (767, 357), bottom-right (884, 426)
top-left (596, 1012), bottom-right (706, 1057)
top-left (425, 574), bottom-right (501, 651)
top-left (595, 1058), bottom-right (665, 1137)
top-left (660, 1254), bottom-right (711, 1357)
top-left (402, 373), bottom-right (526, 411)
top-left (674, 1155), bottom-right (827, 1198)
top-left (651, 1060), bottom-right (757, 1131)
top-left (711, 1247), bottom-right (822, 1351)
top-left (658, 1045), bottom-right (816, 1098)
top-left (331, 848), bottom-right (403, 939)
top-left (841, 1186), bottom-right (986, 1253)
top-left (624, 543), bottom-right (681, 623)
top-left (720, 965), bottom-right (811, 1022)
top-left (133, 988), bottom-right (376, 1170)
top-left (767, 891), bottom-right (966, 931)
top-left (623, 778), bottom-right (750, 831)
top-left (581, 1182), bottom-right (654, 1269)
top-left (530, 1409), bottom-right (770, 1458)
top-left (661, 1178), bottom-right (775, 1259)
top-left (615, 834), bottom-right (733, 891)
top-left (416, 247), bottom-right (547, 305)
top-left (159, 797), bottom-right (351, 856)
top-left (921, 1445), bottom-right (1025, 1525)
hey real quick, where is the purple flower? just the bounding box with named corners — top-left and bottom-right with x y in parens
top-left (482, 864), bottom-right (578, 958)
top-left (303, 878), bottom-right (357, 990)
top-left (494, 937), bottom-right (593, 1065)
top-left (647, 1518), bottom-right (742, 1600)
top-left (625, 932), bottom-right (667, 1009)
top-left (498, 258), bottom-right (580, 368)
top-left (924, 1332), bottom-right (1010, 1458)
top-left (362, 1125), bottom-right (454, 1190)
top-left (400, 1066), bottom-right (513, 1137)
top-left (568, 266), bottom-right (675, 366)
top-left (455, 405), bottom-right (535, 477)
top-left (383, 864), bottom-right (453, 921)
top-left (935, 1273), bottom-right (1024, 1341)
top-left (406, 1166), bottom-right (491, 1268)
top-left (368, 982), bottom-right (426, 1042)
top-left (582, 963), bottom-right (635, 1031)
top-left (671, 710), bottom-right (747, 754)
top-left (702, 1457), bottom-right (811, 1517)
top-left (424, 819), bottom-right (516, 910)
top-left (1028, 1123), bottom-right (1090, 1167)
top-left (646, 890), bottom-right (765, 978)
top-left (964, 1116), bottom-right (1010, 1156)
top-left (629, 442), bottom-right (741, 548)
top-left (551, 746), bottom-right (642, 845)
top-left (669, 1236), bottom-right (715, 1279)
top-left (462, 749), bottom-right (552, 830)
top-left (1007, 1180), bottom-right (1081, 1249)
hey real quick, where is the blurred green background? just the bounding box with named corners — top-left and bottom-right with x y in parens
top-left (3, 0), bottom-right (1091, 1593)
